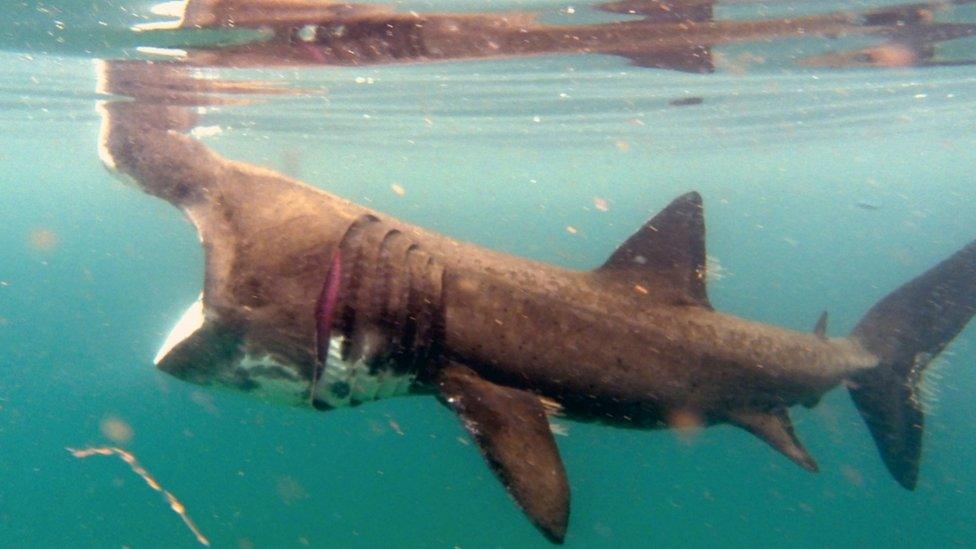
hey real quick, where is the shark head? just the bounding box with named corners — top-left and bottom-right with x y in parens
top-left (154, 294), bottom-right (418, 409)
top-left (153, 294), bottom-right (311, 406)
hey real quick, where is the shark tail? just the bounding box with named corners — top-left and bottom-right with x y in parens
top-left (848, 238), bottom-right (976, 489)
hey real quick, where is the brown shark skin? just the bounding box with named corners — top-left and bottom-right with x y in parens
top-left (442, 269), bottom-right (876, 424)
top-left (97, 61), bottom-right (976, 541)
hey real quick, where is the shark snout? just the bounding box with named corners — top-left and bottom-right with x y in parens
top-left (153, 297), bottom-right (244, 387)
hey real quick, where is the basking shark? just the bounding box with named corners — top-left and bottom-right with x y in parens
top-left (97, 60), bottom-right (976, 543)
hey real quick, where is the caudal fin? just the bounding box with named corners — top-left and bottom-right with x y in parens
top-left (849, 239), bottom-right (976, 489)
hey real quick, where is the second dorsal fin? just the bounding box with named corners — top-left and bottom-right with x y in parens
top-left (596, 192), bottom-right (710, 307)
top-left (813, 311), bottom-right (829, 340)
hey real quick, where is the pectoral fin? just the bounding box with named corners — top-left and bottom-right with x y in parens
top-left (436, 364), bottom-right (570, 543)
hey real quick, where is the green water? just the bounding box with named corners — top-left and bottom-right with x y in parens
top-left (2, 1), bottom-right (976, 547)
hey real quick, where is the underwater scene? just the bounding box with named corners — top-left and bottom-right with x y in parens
top-left (1, 0), bottom-right (976, 546)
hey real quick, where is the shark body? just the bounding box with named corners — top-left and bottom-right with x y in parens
top-left (98, 60), bottom-right (976, 543)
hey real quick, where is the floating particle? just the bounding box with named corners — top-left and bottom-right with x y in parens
top-left (667, 409), bottom-right (703, 444)
top-left (615, 140), bottom-right (630, 152)
top-left (67, 446), bottom-right (210, 546)
top-left (275, 475), bottom-right (309, 505)
top-left (633, 284), bottom-right (649, 295)
top-left (390, 183), bottom-right (406, 196)
top-left (565, 226), bottom-right (578, 235)
top-left (592, 197), bottom-right (610, 212)
top-left (388, 419), bottom-right (404, 435)
top-left (100, 416), bottom-right (134, 444)
top-left (189, 391), bottom-right (219, 415)
top-left (28, 228), bottom-right (58, 251)
top-left (669, 97), bottom-right (703, 107)
top-left (840, 464), bottom-right (864, 487)
top-left (667, 409), bottom-right (703, 430)
top-left (367, 419), bottom-right (386, 435)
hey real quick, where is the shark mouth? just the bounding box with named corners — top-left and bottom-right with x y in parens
top-left (153, 293), bottom-right (414, 408)
top-left (153, 295), bottom-right (310, 405)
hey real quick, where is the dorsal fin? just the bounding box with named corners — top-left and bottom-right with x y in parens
top-left (596, 191), bottom-right (710, 307)
top-left (813, 311), bottom-right (828, 340)
top-left (727, 408), bottom-right (819, 472)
